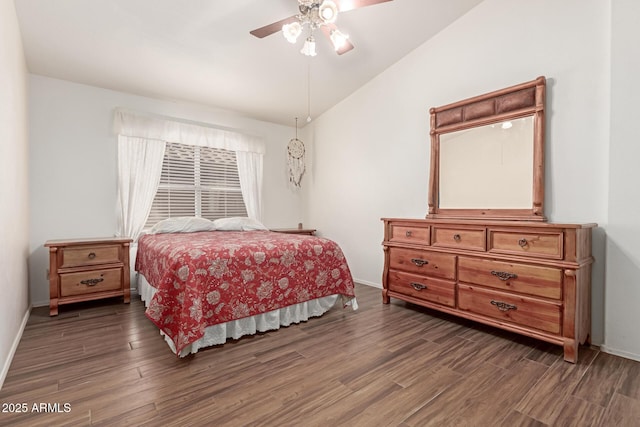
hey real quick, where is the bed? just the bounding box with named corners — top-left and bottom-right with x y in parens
top-left (135, 219), bottom-right (357, 356)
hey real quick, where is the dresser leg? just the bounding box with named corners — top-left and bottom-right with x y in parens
top-left (382, 289), bottom-right (390, 304)
top-left (124, 288), bottom-right (130, 304)
top-left (49, 300), bottom-right (58, 316)
top-left (563, 338), bottom-right (578, 363)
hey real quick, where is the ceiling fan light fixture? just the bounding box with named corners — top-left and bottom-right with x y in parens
top-left (251, 0), bottom-right (394, 56)
top-left (319, 0), bottom-right (339, 24)
top-left (301, 36), bottom-right (317, 56)
top-left (329, 29), bottom-right (349, 50)
top-left (282, 21), bottom-right (302, 43)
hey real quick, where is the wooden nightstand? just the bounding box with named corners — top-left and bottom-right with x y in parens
top-left (270, 228), bottom-right (316, 236)
top-left (45, 237), bottom-right (132, 316)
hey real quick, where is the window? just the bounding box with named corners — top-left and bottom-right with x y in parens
top-left (145, 142), bottom-right (247, 227)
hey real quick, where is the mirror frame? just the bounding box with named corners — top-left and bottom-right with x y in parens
top-left (427, 76), bottom-right (546, 221)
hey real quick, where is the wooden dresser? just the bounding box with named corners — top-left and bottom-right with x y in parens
top-left (382, 218), bottom-right (595, 362)
top-left (45, 237), bottom-right (132, 316)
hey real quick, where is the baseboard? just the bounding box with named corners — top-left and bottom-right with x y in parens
top-left (354, 278), bottom-right (382, 289)
top-left (31, 300), bottom-right (49, 308)
top-left (0, 305), bottom-right (31, 390)
top-left (600, 344), bottom-right (640, 363)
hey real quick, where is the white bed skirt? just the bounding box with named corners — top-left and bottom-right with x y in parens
top-left (138, 274), bottom-right (352, 357)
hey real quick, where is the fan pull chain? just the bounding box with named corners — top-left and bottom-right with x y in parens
top-left (307, 60), bottom-right (312, 122)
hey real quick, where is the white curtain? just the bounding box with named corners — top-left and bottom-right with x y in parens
top-left (237, 151), bottom-right (263, 221)
top-left (113, 109), bottom-right (265, 226)
top-left (113, 109), bottom-right (265, 154)
top-left (115, 135), bottom-right (166, 240)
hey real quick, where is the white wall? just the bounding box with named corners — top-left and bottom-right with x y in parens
top-left (305, 0), bottom-right (611, 347)
top-left (29, 75), bottom-right (304, 306)
top-left (604, 0), bottom-right (640, 360)
top-left (0, 0), bottom-right (30, 388)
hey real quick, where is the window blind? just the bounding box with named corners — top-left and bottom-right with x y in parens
top-left (145, 142), bottom-right (247, 227)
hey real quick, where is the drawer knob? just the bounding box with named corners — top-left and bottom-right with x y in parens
top-left (453, 234), bottom-right (461, 242)
top-left (491, 270), bottom-right (518, 281)
top-left (410, 258), bottom-right (429, 267)
top-left (405, 231), bottom-right (412, 237)
top-left (490, 300), bottom-right (517, 312)
top-left (88, 252), bottom-right (97, 259)
top-left (410, 282), bottom-right (427, 291)
top-left (518, 238), bottom-right (528, 247)
top-left (80, 277), bottom-right (104, 287)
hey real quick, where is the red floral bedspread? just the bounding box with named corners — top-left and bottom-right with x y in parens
top-left (135, 231), bottom-right (356, 354)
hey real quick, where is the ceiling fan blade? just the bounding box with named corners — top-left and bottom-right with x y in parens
top-left (335, 0), bottom-right (393, 13)
top-left (250, 15), bottom-right (298, 38)
top-left (320, 24), bottom-right (355, 55)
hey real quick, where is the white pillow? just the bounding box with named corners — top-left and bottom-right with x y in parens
top-left (149, 217), bottom-right (216, 234)
top-left (212, 217), bottom-right (268, 231)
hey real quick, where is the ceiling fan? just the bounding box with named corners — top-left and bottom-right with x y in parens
top-left (250, 0), bottom-right (393, 56)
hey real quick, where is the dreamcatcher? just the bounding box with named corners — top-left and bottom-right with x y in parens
top-left (287, 117), bottom-right (306, 187)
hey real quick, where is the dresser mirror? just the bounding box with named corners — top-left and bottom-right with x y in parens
top-left (427, 76), bottom-right (546, 221)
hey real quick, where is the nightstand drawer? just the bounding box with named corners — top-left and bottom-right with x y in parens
top-left (60, 268), bottom-right (123, 297)
top-left (61, 245), bottom-right (121, 268)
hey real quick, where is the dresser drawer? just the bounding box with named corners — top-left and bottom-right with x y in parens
top-left (60, 268), bottom-right (123, 297)
top-left (432, 226), bottom-right (486, 251)
top-left (388, 270), bottom-right (455, 307)
top-left (61, 245), bottom-right (121, 268)
top-left (458, 257), bottom-right (562, 299)
top-left (458, 284), bottom-right (561, 334)
top-left (488, 229), bottom-right (563, 259)
top-left (389, 224), bottom-right (430, 245)
top-left (388, 247), bottom-right (456, 280)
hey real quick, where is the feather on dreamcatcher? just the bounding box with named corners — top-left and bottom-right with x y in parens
top-left (287, 118), bottom-right (306, 187)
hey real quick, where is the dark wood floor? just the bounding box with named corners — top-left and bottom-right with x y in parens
top-left (1, 283), bottom-right (639, 426)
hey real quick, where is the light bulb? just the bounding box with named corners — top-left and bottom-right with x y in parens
top-left (318, 0), bottom-right (338, 24)
top-left (301, 36), bottom-right (317, 57)
top-left (329, 29), bottom-right (349, 50)
top-left (282, 22), bottom-right (302, 44)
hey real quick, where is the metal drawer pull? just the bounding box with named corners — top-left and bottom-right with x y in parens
top-left (80, 277), bottom-right (104, 287)
top-left (518, 238), bottom-right (528, 247)
top-left (490, 300), bottom-right (517, 312)
top-left (88, 252), bottom-right (96, 259)
top-left (453, 234), bottom-right (461, 242)
top-left (410, 258), bottom-right (429, 267)
top-left (405, 231), bottom-right (412, 237)
top-left (410, 282), bottom-right (427, 291)
top-left (491, 270), bottom-right (518, 281)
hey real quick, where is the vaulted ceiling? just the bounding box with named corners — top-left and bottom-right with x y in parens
top-left (15, 0), bottom-right (483, 126)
